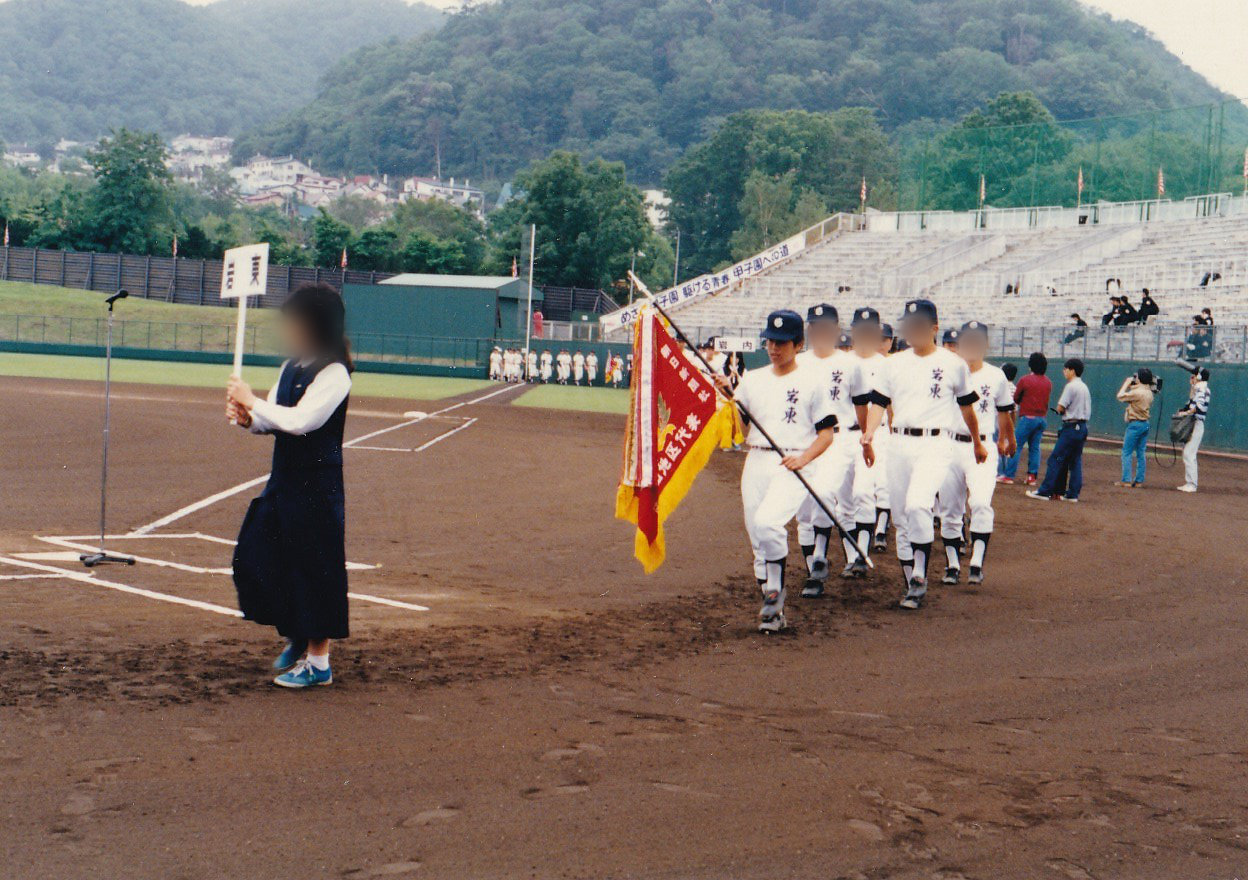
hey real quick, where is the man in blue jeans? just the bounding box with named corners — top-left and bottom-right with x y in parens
top-left (1001, 352), bottom-right (1053, 485)
top-left (1027, 358), bottom-right (1092, 502)
top-left (1115, 369), bottom-right (1155, 487)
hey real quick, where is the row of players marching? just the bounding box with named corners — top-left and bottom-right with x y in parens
top-left (489, 346), bottom-right (628, 386)
top-left (711, 298), bottom-right (1017, 632)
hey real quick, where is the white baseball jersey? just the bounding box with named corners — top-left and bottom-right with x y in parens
top-left (733, 362), bottom-right (837, 451)
top-left (967, 362), bottom-right (1014, 435)
top-left (557, 353), bottom-right (571, 370)
top-left (797, 349), bottom-right (863, 429)
top-left (871, 348), bottom-right (976, 432)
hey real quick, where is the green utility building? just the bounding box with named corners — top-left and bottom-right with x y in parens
top-left (343, 274), bottom-right (542, 345)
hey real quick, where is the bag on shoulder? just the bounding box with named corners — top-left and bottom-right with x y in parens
top-left (1170, 411), bottom-right (1196, 444)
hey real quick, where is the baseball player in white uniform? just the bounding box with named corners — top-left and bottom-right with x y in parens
top-left (526, 348), bottom-right (538, 383)
top-left (586, 351), bottom-right (599, 385)
top-left (936, 321), bottom-right (1016, 586)
top-left (793, 304), bottom-right (871, 596)
top-left (556, 350), bottom-right (572, 384)
top-left (540, 350), bottom-right (554, 383)
top-left (870, 322), bottom-right (895, 552)
top-left (489, 346), bottom-right (503, 382)
top-left (717, 309), bottom-right (837, 633)
top-left (572, 350), bottom-right (586, 385)
top-left (861, 300), bottom-right (988, 611)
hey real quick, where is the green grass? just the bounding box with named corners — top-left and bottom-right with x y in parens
top-left (512, 383), bottom-right (629, 414)
top-left (0, 352), bottom-right (492, 401)
top-left (0, 280), bottom-right (281, 353)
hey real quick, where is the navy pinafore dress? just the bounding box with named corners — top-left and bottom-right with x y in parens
top-left (233, 360), bottom-right (350, 640)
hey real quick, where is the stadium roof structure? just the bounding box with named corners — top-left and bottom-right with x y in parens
top-left (381, 273), bottom-right (525, 290)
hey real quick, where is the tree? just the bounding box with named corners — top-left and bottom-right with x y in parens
top-left (665, 108), bottom-right (896, 275)
top-left (312, 208), bottom-right (352, 267)
top-left (85, 129), bottom-right (173, 254)
top-left (400, 231), bottom-right (470, 274)
top-left (490, 152), bottom-right (651, 290)
top-left (729, 171), bottom-right (828, 261)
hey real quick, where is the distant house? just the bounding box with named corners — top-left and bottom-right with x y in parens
top-left (642, 189), bottom-right (670, 229)
top-left (401, 176), bottom-right (485, 217)
top-left (231, 155), bottom-right (319, 195)
top-left (3, 144), bottom-right (41, 168)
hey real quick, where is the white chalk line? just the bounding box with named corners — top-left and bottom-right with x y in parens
top-left (128, 383), bottom-right (521, 537)
top-left (352, 417), bottom-right (479, 454)
top-left (21, 534), bottom-right (425, 615)
top-left (0, 573), bottom-right (66, 581)
top-left (0, 555), bottom-right (244, 617)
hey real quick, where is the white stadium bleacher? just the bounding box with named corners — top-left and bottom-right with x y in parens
top-left (619, 192), bottom-right (1248, 360)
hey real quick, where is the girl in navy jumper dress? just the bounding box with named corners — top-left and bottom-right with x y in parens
top-left (226, 284), bottom-right (352, 688)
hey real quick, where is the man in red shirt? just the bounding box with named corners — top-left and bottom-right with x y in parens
top-left (999, 352), bottom-right (1052, 485)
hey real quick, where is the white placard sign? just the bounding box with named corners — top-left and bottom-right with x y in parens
top-left (220, 243), bottom-right (270, 300)
top-left (714, 336), bottom-right (757, 353)
top-left (220, 243), bottom-right (270, 380)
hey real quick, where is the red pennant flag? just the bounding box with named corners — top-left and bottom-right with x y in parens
top-left (511, 257), bottom-right (518, 278)
top-left (172, 234), bottom-right (178, 258)
top-left (340, 247), bottom-right (349, 269)
top-left (1157, 167), bottom-right (1165, 198)
top-left (615, 310), bottom-right (741, 572)
top-left (3, 223), bottom-right (8, 247)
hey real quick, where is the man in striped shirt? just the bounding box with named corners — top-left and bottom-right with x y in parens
top-left (1177, 369), bottom-right (1211, 493)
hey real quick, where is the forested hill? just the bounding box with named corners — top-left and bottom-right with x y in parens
top-left (234, 0), bottom-right (1235, 183)
top-left (0, 0), bottom-right (443, 145)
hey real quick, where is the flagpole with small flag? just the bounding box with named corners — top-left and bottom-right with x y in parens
top-left (1076, 166), bottom-right (1084, 209)
top-left (978, 173), bottom-right (986, 210)
top-left (2, 221), bottom-right (9, 281)
top-left (1157, 166), bottom-right (1165, 200)
top-left (340, 246), bottom-right (348, 286)
top-left (859, 175), bottom-right (867, 214)
top-left (1242, 146), bottom-right (1247, 198)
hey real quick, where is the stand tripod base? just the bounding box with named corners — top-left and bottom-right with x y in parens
top-left (80, 552), bottom-right (136, 568)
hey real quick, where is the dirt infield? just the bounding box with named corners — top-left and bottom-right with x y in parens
top-left (3, 373), bottom-right (1247, 879)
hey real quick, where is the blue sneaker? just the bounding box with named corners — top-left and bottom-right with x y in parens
top-left (274, 659), bottom-right (332, 688)
top-left (273, 639), bottom-right (308, 671)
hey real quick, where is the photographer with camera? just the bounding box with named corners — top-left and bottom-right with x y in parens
top-left (1115, 369), bottom-right (1158, 488)
top-left (1176, 367), bottom-right (1211, 493)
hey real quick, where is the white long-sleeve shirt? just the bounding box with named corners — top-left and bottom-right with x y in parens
top-left (249, 360), bottom-right (351, 436)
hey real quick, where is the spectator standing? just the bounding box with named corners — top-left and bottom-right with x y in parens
top-left (1115, 369), bottom-right (1155, 487)
top-left (1026, 358), bottom-right (1091, 502)
top-left (1000, 352), bottom-right (1052, 485)
top-left (1177, 368), bottom-right (1211, 493)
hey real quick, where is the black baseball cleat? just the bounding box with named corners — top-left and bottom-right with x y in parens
top-left (941, 566), bottom-right (960, 586)
top-left (967, 566), bottom-right (984, 585)
top-left (871, 534), bottom-right (888, 553)
top-left (840, 560), bottom-right (863, 579)
top-left (899, 576), bottom-right (927, 610)
top-left (759, 589), bottom-right (788, 633)
top-left (800, 577), bottom-right (825, 598)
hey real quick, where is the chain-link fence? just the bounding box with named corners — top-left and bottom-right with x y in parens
top-left (896, 101), bottom-right (1247, 214)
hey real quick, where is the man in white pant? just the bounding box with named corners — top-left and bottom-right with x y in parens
top-left (861, 300), bottom-right (988, 611)
top-left (721, 309), bottom-right (837, 633)
top-left (793, 303), bottom-right (872, 597)
top-left (1177, 368), bottom-right (1211, 492)
top-left (871, 322), bottom-right (896, 552)
top-left (935, 321), bottom-right (1016, 586)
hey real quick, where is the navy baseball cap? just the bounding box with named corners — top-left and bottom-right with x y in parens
top-left (838, 332), bottom-right (852, 347)
top-left (901, 299), bottom-right (938, 325)
top-left (942, 329), bottom-right (960, 345)
top-left (880, 322), bottom-right (894, 339)
top-left (851, 306), bottom-right (881, 327)
top-left (806, 303), bottom-right (838, 324)
top-left (959, 320), bottom-right (989, 338)
top-left (761, 309), bottom-right (804, 343)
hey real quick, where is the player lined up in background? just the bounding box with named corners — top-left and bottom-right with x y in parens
top-left (225, 284), bottom-right (353, 689)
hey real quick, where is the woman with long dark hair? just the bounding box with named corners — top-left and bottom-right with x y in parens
top-left (225, 283), bottom-right (353, 688)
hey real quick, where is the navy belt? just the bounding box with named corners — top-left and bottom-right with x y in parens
top-left (953, 433), bottom-right (990, 443)
top-left (892, 427), bottom-right (943, 437)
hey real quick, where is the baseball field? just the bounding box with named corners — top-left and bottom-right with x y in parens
top-left (2, 359), bottom-right (1247, 879)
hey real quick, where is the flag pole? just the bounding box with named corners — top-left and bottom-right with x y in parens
top-left (523, 223), bottom-right (536, 379)
top-left (627, 271), bottom-right (871, 567)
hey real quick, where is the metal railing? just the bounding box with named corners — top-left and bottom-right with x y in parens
top-left (989, 322), bottom-right (1245, 364)
top-left (0, 313), bottom-right (279, 354)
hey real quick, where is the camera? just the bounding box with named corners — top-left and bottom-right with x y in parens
top-left (1131, 369), bottom-right (1161, 392)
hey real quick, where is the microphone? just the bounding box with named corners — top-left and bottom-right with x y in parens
top-left (105, 289), bottom-right (129, 306)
